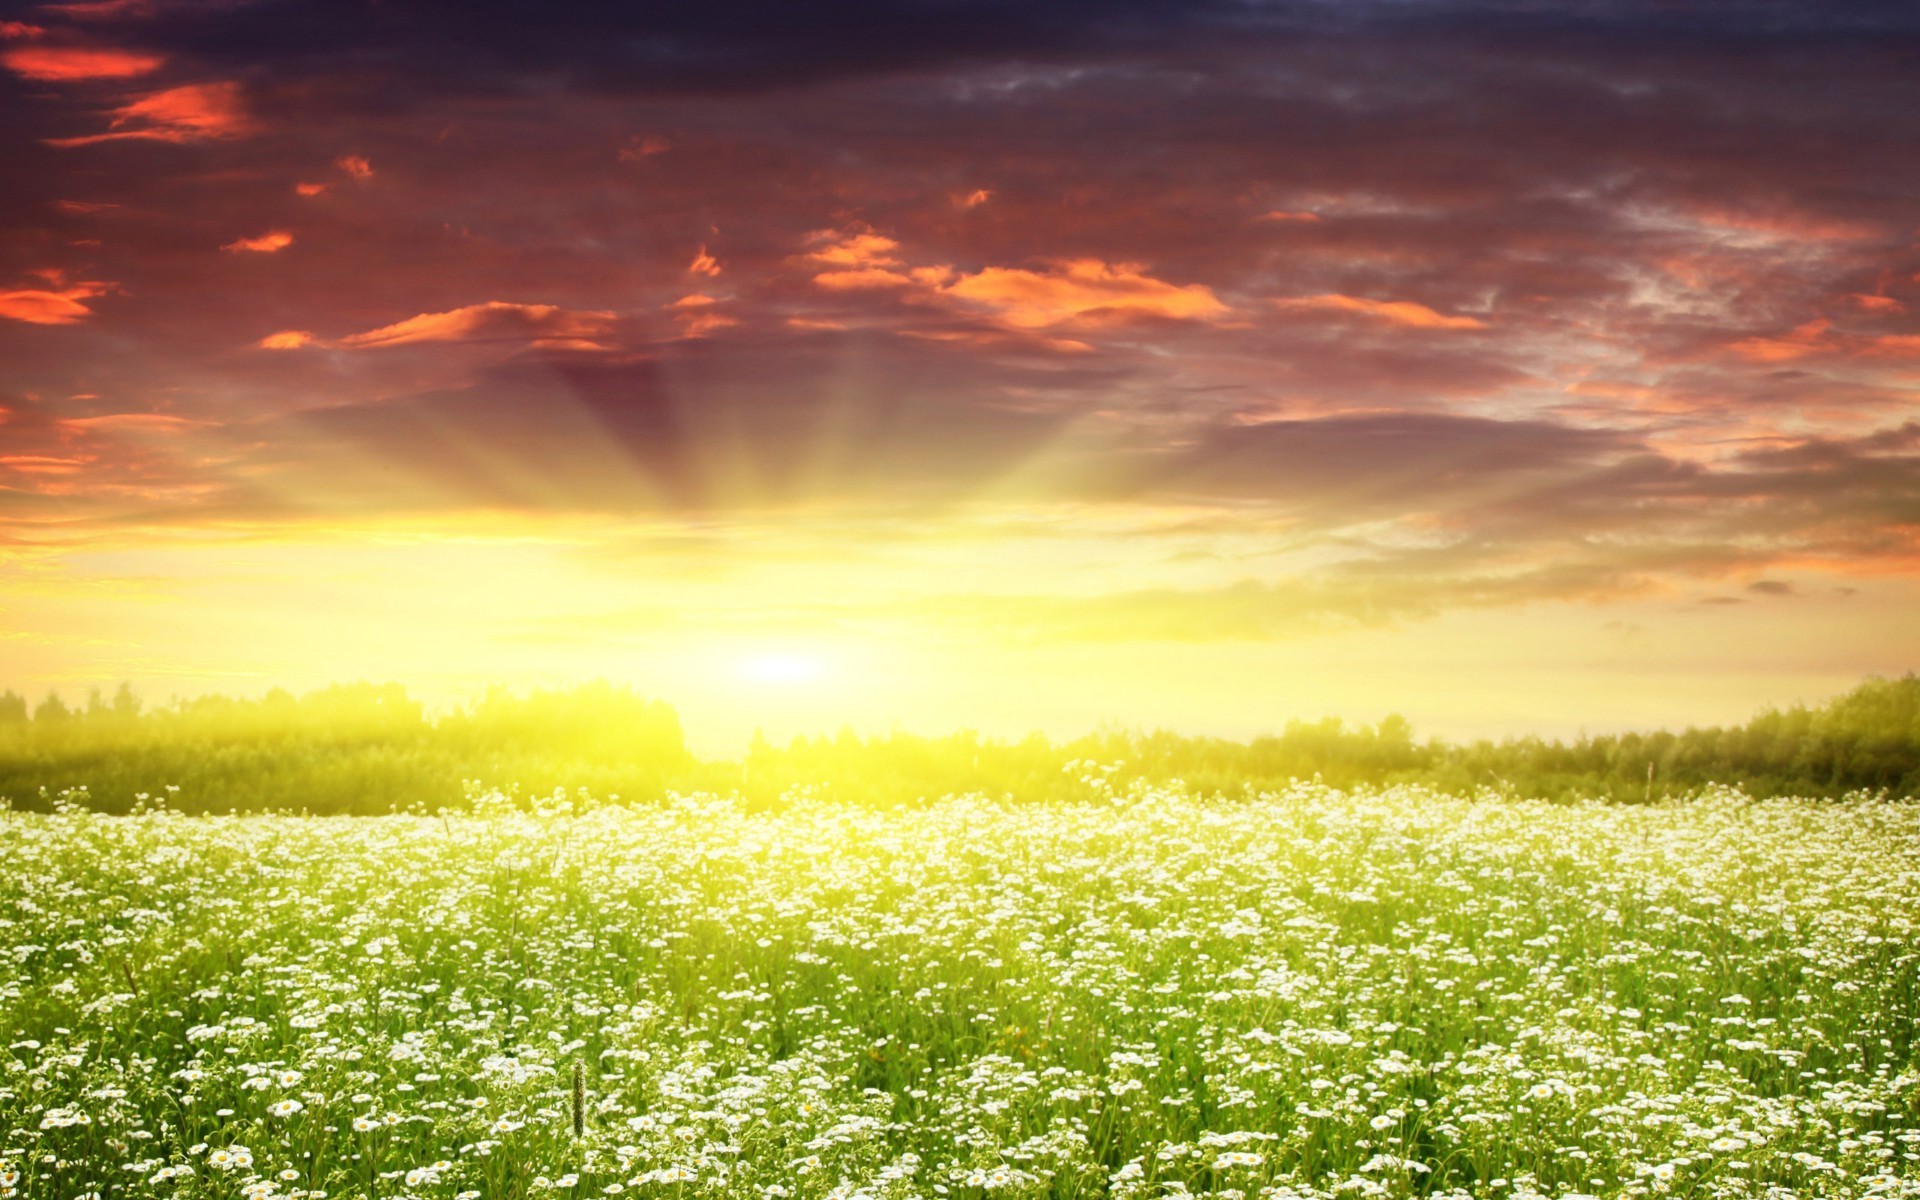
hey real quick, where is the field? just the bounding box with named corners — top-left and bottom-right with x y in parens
top-left (3, 785), bottom-right (1917, 1200)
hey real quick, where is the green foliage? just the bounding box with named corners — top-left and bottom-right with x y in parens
top-left (1, 675), bottom-right (1917, 813)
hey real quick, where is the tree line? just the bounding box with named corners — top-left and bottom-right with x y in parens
top-left (1, 674), bottom-right (1916, 813)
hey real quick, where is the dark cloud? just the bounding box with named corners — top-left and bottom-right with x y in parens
top-left (43, 2), bottom-right (1920, 105)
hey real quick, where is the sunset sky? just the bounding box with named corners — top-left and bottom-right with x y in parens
top-left (3, 0), bottom-right (1918, 750)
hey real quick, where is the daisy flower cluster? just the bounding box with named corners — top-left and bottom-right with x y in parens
top-left (1, 784), bottom-right (1915, 1200)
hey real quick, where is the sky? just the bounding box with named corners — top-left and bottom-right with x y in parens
top-left (2, 0), bottom-right (1918, 751)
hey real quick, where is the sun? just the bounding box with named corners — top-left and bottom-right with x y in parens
top-left (738, 651), bottom-right (827, 686)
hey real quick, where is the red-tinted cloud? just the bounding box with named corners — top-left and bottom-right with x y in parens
top-left (0, 281), bottom-right (110, 324)
top-left (46, 80), bottom-right (252, 145)
top-left (2, 43), bottom-right (163, 80)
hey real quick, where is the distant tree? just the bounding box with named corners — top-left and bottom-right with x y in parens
top-left (0, 690), bottom-right (25, 724)
top-left (112, 682), bottom-right (141, 719)
top-left (34, 691), bottom-right (71, 723)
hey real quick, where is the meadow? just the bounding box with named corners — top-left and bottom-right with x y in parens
top-left (3, 783), bottom-right (1917, 1200)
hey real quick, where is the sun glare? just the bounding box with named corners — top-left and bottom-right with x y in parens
top-left (738, 651), bottom-right (827, 686)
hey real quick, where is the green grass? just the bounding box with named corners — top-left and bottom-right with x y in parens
top-left (2, 784), bottom-right (1917, 1200)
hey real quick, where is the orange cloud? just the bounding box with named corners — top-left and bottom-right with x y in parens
top-left (1277, 294), bottom-right (1486, 330)
top-left (688, 246), bottom-right (721, 276)
top-left (1728, 319), bottom-right (1833, 362)
top-left (47, 81), bottom-right (252, 146)
top-left (800, 231), bottom-right (1227, 333)
top-left (295, 181), bottom-right (329, 197)
top-left (1258, 210), bottom-right (1321, 222)
top-left (1860, 333), bottom-right (1920, 359)
top-left (943, 260), bottom-right (1228, 328)
top-left (676, 312), bottom-right (738, 338)
top-left (812, 266), bottom-right (924, 291)
top-left (335, 154), bottom-right (373, 179)
top-left (222, 230), bottom-right (294, 253)
top-left (60, 412), bottom-right (206, 434)
top-left (1849, 294), bottom-right (1905, 313)
top-left (0, 22), bottom-right (47, 39)
top-left (258, 330), bottom-right (315, 350)
top-left (0, 281), bottom-right (109, 324)
top-left (666, 294), bottom-right (736, 337)
top-left (804, 230), bottom-right (902, 268)
top-left (337, 302), bottom-right (619, 349)
top-left (2, 44), bottom-right (163, 80)
top-left (956, 188), bottom-right (993, 208)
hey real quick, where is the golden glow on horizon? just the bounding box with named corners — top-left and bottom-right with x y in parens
top-left (2, 507), bottom-right (1915, 754)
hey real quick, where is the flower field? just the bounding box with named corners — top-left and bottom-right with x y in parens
top-left (2, 786), bottom-right (1917, 1200)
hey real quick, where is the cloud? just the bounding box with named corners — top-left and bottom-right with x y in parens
top-left (812, 267), bottom-right (923, 291)
top-left (41, 0), bottom-right (154, 21)
top-left (2, 44), bottom-right (164, 80)
top-left (803, 230), bottom-right (902, 268)
top-left (688, 246), bottom-right (721, 276)
top-left (1727, 319), bottom-right (1833, 362)
top-left (336, 302), bottom-right (620, 350)
top-left (258, 330), bottom-right (315, 350)
top-left (221, 230), bottom-right (293, 253)
top-left (46, 81), bottom-right (252, 145)
top-left (618, 134), bottom-right (670, 161)
top-left (802, 231), bottom-right (1227, 331)
top-left (0, 282), bottom-right (110, 325)
top-left (1276, 294), bottom-right (1487, 330)
top-left (334, 154), bottom-right (373, 179)
top-left (944, 260), bottom-right (1229, 328)
top-left (76, 0), bottom-right (1920, 112)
